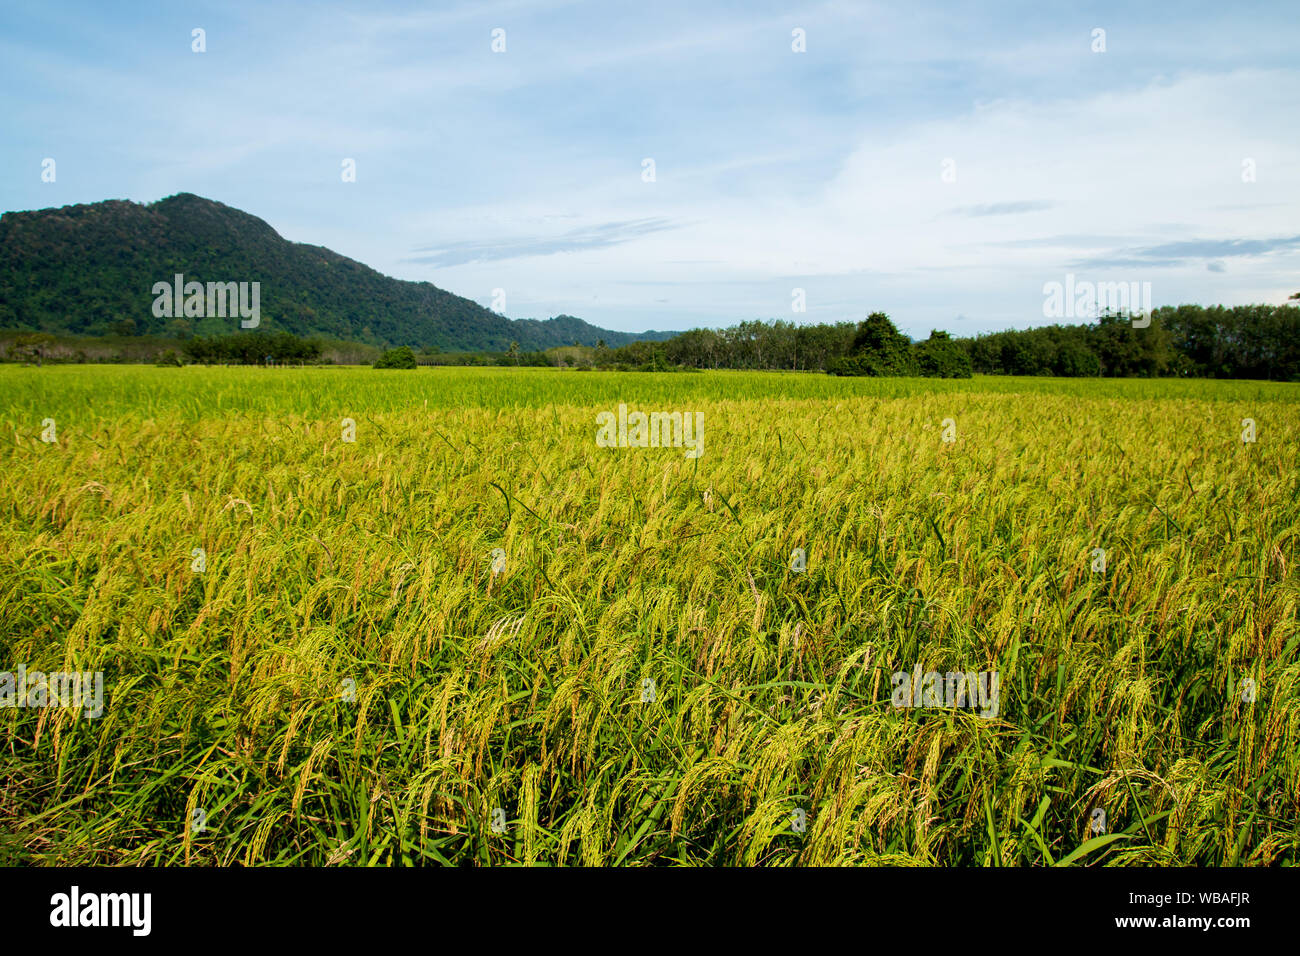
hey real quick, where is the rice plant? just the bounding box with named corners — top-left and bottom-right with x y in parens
top-left (1, 366), bottom-right (1296, 865)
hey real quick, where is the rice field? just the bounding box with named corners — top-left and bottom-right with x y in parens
top-left (1, 365), bottom-right (1297, 865)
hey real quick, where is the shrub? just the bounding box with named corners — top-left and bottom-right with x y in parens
top-left (913, 331), bottom-right (972, 378)
top-left (373, 346), bottom-right (418, 369)
top-left (829, 313), bottom-right (920, 376)
top-left (155, 349), bottom-right (184, 367)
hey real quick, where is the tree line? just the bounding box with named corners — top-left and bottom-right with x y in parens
top-left (964, 305), bottom-right (1300, 380)
top-left (181, 331), bottom-right (323, 364)
top-left (11, 300), bottom-right (1299, 380)
top-left (602, 303), bottom-right (1300, 380)
top-left (600, 314), bottom-right (971, 376)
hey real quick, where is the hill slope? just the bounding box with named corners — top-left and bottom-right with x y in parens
top-left (0, 194), bottom-right (670, 351)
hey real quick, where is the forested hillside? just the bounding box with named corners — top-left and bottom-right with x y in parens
top-left (0, 194), bottom-right (669, 352)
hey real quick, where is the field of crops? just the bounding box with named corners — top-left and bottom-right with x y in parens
top-left (1, 365), bottom-right (1297, 865)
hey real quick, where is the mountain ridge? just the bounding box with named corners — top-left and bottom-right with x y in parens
top-left (0, 193), bottom-right (672, 351)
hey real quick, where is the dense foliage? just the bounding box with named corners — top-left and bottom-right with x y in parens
top-left (826, 316), bottom-right (973, 378)
top-left (373, 345), bottom-right (418, 369)
top-left (605, 314), bottom-right (971, 377)
top-left (959, 306), bottom-right (1300, 380)
top-left (914, 331), bottom-right (974, 378)
top-left (182, 331), bottom-right (323, 365)
top-left (606, 320), bottom-right (853, 371)
top-left (606, 305), bottom-right (1300, 380)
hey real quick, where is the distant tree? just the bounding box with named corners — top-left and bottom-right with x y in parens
top-left (913, 330), bottom-right (972, 378)
top-left (1090, 311), bottom-right (1172, 377)
top-left (830, 312), bottom-right (917, 376)
top-left (1054, 336), bottom-right (1100, 377)
top-left (9, 332), bottom-right (57, 365)
top-left (183, 331), bottom-right (322, 365)
top-left (636, 347), bottom-right (670, 372)
top-left (374, 345), bottom-right (418, 369)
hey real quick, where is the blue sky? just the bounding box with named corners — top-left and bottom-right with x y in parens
top-left (2, 0), bottom-right (1297, 336)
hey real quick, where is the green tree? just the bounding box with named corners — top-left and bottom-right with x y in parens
top-left (374, 345), bottom-right (418, 369)
top-left (913, 330), bottom-right (972, 378)
top-left (830, 312), bottom-right (917, 376)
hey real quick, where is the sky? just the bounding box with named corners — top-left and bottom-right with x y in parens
top-left (1, 0), bottom-right (1298, 338)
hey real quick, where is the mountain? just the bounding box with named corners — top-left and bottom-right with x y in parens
top-left (0, 194), bottom-right (672, 351)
